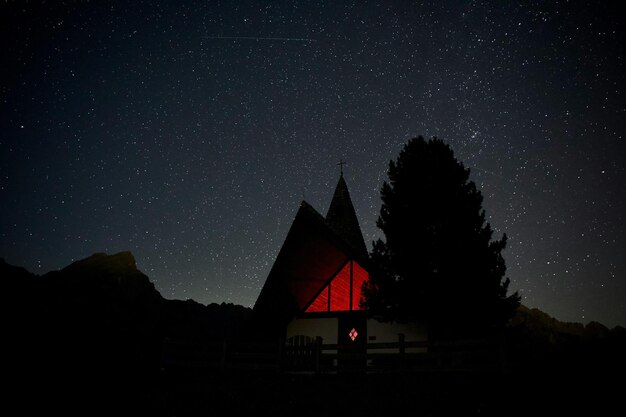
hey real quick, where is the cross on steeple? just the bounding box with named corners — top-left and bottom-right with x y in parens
top-left (337, 159), bottom-right (346, 176)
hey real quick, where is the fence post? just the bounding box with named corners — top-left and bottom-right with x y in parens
top-left (221, 339), bottom-right (227, 370)
top-left (398, 333), bottom-right (405, 370)
top-left (315, 336), bottom-right (323, 374)
top-left (160, 337), bottom-right (169, 371)
top-left (277, 337), bottom-right (283, 373)
top-left (498, 334), bottom-right (509, 374)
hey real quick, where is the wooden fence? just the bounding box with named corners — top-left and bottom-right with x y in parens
top-left (160, 336), bottom-right (508, 374)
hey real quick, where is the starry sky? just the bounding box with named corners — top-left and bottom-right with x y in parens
top-left (1, 1), bottom-right (624, 327)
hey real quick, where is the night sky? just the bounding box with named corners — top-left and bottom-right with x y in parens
top-left (2, 1), bottom-right (624, 327)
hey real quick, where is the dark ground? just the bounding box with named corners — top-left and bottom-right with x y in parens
top-left (4, 254), bottom-right (623, 416)
top-left (12, 364), bottom-right (620, 417)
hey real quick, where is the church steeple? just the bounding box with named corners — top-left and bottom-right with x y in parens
top-left (325, 173), bottom-right (368, 258)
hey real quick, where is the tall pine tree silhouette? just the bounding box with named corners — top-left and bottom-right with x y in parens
top-left (363, 136), bottom-right (520, 339)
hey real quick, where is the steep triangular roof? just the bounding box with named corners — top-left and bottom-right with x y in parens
top-left (252, 203), bottom-right (359, 333)
top-left (253, 212), bottom-right (369, 331)
top-left (252, 175), bottom-right (370, 337)
top-left (325, 174), bottom-right (368, 259)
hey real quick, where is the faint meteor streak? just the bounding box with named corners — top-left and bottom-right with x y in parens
top-left (204, 36), bottom-right (316, 42)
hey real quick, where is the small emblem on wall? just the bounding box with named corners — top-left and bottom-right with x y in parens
top-left (349, 328), bottom-right (358, 341)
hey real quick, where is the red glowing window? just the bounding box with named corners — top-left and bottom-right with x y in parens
top-left (305, 285), bottom-right (329, 313)
top-left (349, 328), bottom-right (358, 341)
top-left (351, 261), bottom-right (368, 311)
top-left (304, 260), bottom-right (370, 313)
top-left (329, 263), bottom-right (350, 311)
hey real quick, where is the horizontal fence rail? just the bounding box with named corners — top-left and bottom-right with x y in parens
top-left (161, 336), bottom-right (508, 374)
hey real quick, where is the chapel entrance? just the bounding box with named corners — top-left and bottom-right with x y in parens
top-left (337, 315), bottom-right (367, 372)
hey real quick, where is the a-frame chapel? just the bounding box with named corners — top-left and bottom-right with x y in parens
top-left (253, 172), bottom-right (427, 355)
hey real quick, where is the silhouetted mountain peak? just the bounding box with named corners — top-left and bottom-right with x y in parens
top-left (512, 304), bottom-right (620, 342)
top-left (583, 320), bottom-right (610, 340)
top-left (1, 258), bottom-right (37, 280)
top-left (37, 251), bottom-right (162, 306)
top-left (60, 251), bottom-right (138, 275)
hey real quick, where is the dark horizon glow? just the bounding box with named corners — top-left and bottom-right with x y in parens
top-left (1, 1), bottom-right (624, 327)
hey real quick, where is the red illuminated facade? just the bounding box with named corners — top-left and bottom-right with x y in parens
top-left (305, 260), bottom-right (369, 313)
top-left (253, 173), bottom-right (427, 364)
top-left (253, 173), bottom-right (371, 337)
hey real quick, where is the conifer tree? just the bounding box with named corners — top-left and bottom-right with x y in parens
top-left (363, 136), bottom-right (520, 339)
